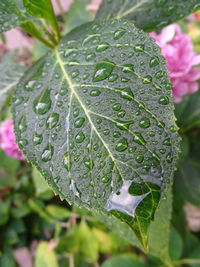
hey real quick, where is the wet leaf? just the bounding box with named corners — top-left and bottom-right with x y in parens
top-left (96, 0), bottom-right (200, 32)
top-left (13, 19), bottom-right (179, 249)
top-left (0, 60), bottom-right (26, 111)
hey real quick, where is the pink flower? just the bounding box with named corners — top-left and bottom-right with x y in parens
top-left (0, 118), bottom-right (25, 160)
top-left (150, 24), bottom-right (200, 103)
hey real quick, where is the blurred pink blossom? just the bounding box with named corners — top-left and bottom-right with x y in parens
top-left (0, 118), bottom-right (25, 160)
top-left (150, 24), bottom-right (200, 103)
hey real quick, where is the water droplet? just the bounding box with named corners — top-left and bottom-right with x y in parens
top-left (133, 132), bottom-right (146, 145)
top-left (113, 131), bottom-right (121, 138)
top-left (96, 42), bottom-right (110, 52)
top-left (120, 88), bottom-right (134, 100)
top-left (74, 117), bottom-right (85, 128)
top-left (84, 158), bottom-right (94, 169)
top-left (134, 44), bottom-right (144, 52)
top-left (18, 138), bottom-right (28, 148)
top-left (159, 96), bottom-right (169, 105)
top-left (112, 103), bottom-right (121, 111)
top-left (103, 129), bottom-right (110, 135)
top-left (155, 71), bottom-right (164, 79)
top-left (46, 113), bottom-right (59, 129)
top-left (116, 138), bottom-right (128, 152)
top-left (93, 61), bottom-right (115, 82)
top-left (90, 89), bottom-right (101, 96)
top-left (108, 73), bottom-right (118, 82)
top-left (63, 153), bottom-right (71, 171)
top-left (85, 53), bottom-right (96, 61)
top-left (113, 28), bottom-right (126, 40)
top-left (116, 119), bottom-right (134, 131)
top-left (122, 64), bottom-right (134, 73)
top-left (75, 131), bottom-right (85, 143)
top-left (102, 175), bottom-right (110, 183)
top-left (13, 96), bottom-right (24, 106)
top-left (25, 80), bottom-right (36, 91)
top-left (33, 133), bottom-right (43, 145)
top-left (143, 75), bottom-right (152, 84)
top-left (139, 117), bottom-right (150, 128)
top-left (18, 116), bottom-right (27, 133)
top-left (136, 155), bottom-right (144, 163)
top-left (117, 110), bottom-right (126, 118)
top-left (163, 138), bottom-right (171, 146)
top-left (149, 56), bottom-right (159, 67)
top-left (33, 88), bottom-right (51, 115)
top-left (42, 144), bottom-right (54, 162)
top-left (71, 70), bottom-right (79, 78)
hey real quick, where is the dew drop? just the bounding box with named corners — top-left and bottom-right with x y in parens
top-left (113, 28), bottom-right (126, 40)
top-left (75, 131), bottom-right (85, 143)
top-left (63, 153), bottom-right (71, 171)
top-left (18, 116), bottom-right (27, 133)
top-left (25, 80), bottom-right (36, 91)
top-left (84, 158), bottom-right (94, 169)
top-left (33, 88), bottom-right (51, 115)
top-left (120, 88), bottom-right (134, 100)
top-left (90, 89), bottom-right (101, 96)
top-left (33, 133), bottom-right (43, 145)
top-left (134, 44), bottom-right (144, 52)
top-left (93, 61), bottom-right (115, 82)
top-left (149, 56), bottom-right (159, 67)
top-left (139, 117), bottom-right (150, 128)
top-left (159, 96), bottom-right (169, 105)
top-left (46, 113), bottom-right (59, 129)
top-left (116, 138), bottom-right (128, 152)
top-left (74, 117), bottom-right (85, 128)
top-left (41, 144), bottom-right (54, 162)
top-left (96, 42), bottom-right (110, 52)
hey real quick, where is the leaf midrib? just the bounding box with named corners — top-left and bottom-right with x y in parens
top-left (54, 49), bottom-right (120, 172)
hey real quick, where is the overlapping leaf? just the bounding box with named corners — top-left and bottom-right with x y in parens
top-left (0, 61), bottom-right (26, 111)
top-left (13, 19), bottom-right (179, 248)
top-left (96, 0), bottom-right (200, 32)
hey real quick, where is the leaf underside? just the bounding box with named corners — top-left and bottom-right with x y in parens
top-left (13, 19), bottom-right (179, 248)
top-left (96, 0), bottom-right (200, 32)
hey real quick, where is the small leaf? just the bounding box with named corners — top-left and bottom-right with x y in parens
top-left (64, 0), bottom-right (94, 34)
top-left (0, 60), bottom-right (27, 111)
top-left (13, 19), bottom-right (179, 249)
top-left (96, 0), bottom-right (200, 32)
top-left (35, 241), bottom-right (58, 267)
top-left (175, 91), bottom-right (200, 132)
top-left (169, 228), bottom-right (183, 261)
top-left (46, 205), bottom-right (71, 219)
top-left (101, 254), bottom-right (148, 267)
top-left (32, 166), bottom-right (51, 196)
top-left (23, 0), bottom-right (60, 39)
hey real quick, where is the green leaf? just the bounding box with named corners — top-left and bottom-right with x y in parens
top-left (101, 254), bottom-right (148, 267)
top-left (175, 91), bottom-right (200, 132)
top-left (35, 241), bottom-right (58, 267)
top-left (169, 228), bottom-right (183, 261)
top-left (0, 0), bottom-right (27, 33)
top-left (96, 0), bottom-right (200, 32)
top-left (0, 60), bottom-right (26, 111)
top-left (13, 19), bottom-right (179, 249)
top-left (64, 0), bottom-right (94, 34)
top-left (32, 166), bottom-right (52, 196)
top-left (148, 188), bottom-right (172, 262)
top-left (78, 221), bottom-right (99, 262)
top-left (23, 0), bottom-right (60, 40)
top-left (175, 158), bottom-right (200, 206)
top-left (46, 204), bottom-right (71, 219)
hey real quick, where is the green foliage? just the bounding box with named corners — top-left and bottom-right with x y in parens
top-left (35, 241), bottom-right (58, 267)
top-left (0, 59), bottom-right (27, 111)
top-left (64, 0), bottom-right (94, 34)
top-left (13, 18), bottom-right (179, 248)
top-left (96, 0), bottom-right (200, 32)
top-left (101, 254), bottom-right (148, 267)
